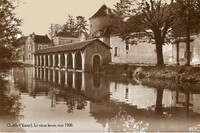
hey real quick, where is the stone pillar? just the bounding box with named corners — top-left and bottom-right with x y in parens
top-left (58, 70), bottom-right (61, 84)
top-left (53, 69), bottom-right (55, 82)
top-left (33, 55), bottom-right (35, 66)
top-left (40, 55), bottom-right (42, 67)
top-left (53, 54), bottom-right (55, 68)
top-left (72, 72), bottom-right (75, 88)
top-left (64, 71), bottom-right (68, 87)
top-left (36, 55), bottom-right (38, 66)
top-left (40, 68), bottom-right (42, 79)
top-left (64, 53), bottom-right (68, 69)
top-left (48, 69), bottom-right (51, 81)
top-left (81, 72), bottom-right (85, 92)
top-left (72, 52), bottom-right (76, 70)
top-left (44, 68), bottom-right (46, 80)
top-left (58, 54), bottom-right (61, 68)
top-left (81, 51), bottom-right (85, 71)
top-left (44, 55), bottom-right (46, 67)
top-left (36, 67), bottom-right (39, 79)
top-left (48, 55), bottom-right (50, 67)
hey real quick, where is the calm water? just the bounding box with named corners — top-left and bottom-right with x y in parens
top-left (1, 67), bottom-right (200, 132)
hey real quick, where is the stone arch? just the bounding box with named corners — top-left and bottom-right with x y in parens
top-left (58, 53), bottom-right (65, 68)
top-left (75, 51), bottom-right (82, 70)
top-left (93, 54), bottom-right (101, 69)
top-left (55, 54), bottom-right (59, 67)
top-left (49, 54), bottom-right (53, 67)
top-left (41, 55), bottom-right (44, 66)
top-left (75, 72), bottom-right (82, 91)
top-left (67, 53), bottom-right (73, 69)
top-left (38, 56), bottom-right (40, 66)
top-left (45, 55), bottom-right (48, 66)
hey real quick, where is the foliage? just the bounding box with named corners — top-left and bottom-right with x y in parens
top-left (53, 14), bottom-right (88, 37)
top-left (0, 0), bottom-right (22, 61)
top-left (112, 0), bottom-right (176, 65)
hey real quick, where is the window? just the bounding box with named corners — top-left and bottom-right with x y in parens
top-left (114, 47), bottom-right (118, 57)
top-left (28, 45), bottom-right (31, 51)
top-left (38, 45), bottom-right (42, 50)
top-left (125, 43), bottom-right (129, 50)
top-left (125, 87), bottom-right (129, 99)
top-left (90, 24), bottom-right (92, 28)
top-left (44, 45), bottom-right (48, 48)
top-left (28, 53), bottom-right (31, 60)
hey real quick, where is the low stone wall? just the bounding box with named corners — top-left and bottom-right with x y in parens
top-left (100, 63), bottom-right (200, 84)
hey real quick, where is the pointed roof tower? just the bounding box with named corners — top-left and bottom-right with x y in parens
top-left (89, 5), bottom-right (112, 19)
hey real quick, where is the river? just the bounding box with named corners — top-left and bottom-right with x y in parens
top-left (0, 67), bottom-right (200, 132)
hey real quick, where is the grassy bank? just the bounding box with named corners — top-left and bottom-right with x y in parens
top-left (100, 63), bottom-right (200, 84)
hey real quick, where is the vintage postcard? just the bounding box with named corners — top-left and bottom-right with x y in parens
top-left (1, 0), bottom-right (200, 132)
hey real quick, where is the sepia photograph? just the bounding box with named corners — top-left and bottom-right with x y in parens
top-left (1, 0), bottom-right (200, 132)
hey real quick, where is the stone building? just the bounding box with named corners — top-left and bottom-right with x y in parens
top-left (15, 36), bottom-right (28, 62)
top-left (52, 32), bottom-right (80, 46)
top-left (89, 5), bottom-right (174, 65)
top-left (34, 39), bottom-right (111, 72)
top-left (15, 33), bottom-right (51, 64)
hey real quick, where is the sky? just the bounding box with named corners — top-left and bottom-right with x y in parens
top-left (15, 0), bottom-right (119, 36)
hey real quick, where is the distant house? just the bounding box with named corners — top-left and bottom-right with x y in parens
top-left (15, 32), bottom-right (52, 64)
top-left (52, 32), bottom-right (80, 46)
top-left (15, 36), bottom-right (28, 62)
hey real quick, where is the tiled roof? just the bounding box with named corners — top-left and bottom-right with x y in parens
top-left (34, 39), bottom-right (111, 54)
top-left (90, 5), bottom-right (111, 19)
top-left (57, 32), bottom-right (78, 38)
top-left (34, 35), bottom-right (51, 43)
top-left (15, 36), bottom-right (28, 45)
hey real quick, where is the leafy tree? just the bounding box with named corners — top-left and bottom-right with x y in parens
top-left (112, 0), bottom-right (177, 66)
top-left (172, 0), bottom-right (200, 65)
top-left (76, 16), bottom-right (88, 36)
top-left (58, 14), bottom-right (88, 37)
top-left (0, 0), bottom-right (21, 61)
top-left (61, 14), bottom-right (77, 36)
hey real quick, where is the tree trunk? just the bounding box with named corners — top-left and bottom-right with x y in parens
top-left (176, 41), bottom-right (180, 65)
top-left (155, 89), bottom-right (164, 114)
top-left (155, 42), bottom-right (164, 66)
top-left (186, 0), bottom-right (191, 66)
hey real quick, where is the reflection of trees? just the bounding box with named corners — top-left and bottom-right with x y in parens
top-left (109, 108), bottom-right (149, 132)
top-left (53, 90), bottom-right (87, 113)
top-left (0, 73), bottom-right (24, 132)
top-left (0, 76), bottom-right (21, 115)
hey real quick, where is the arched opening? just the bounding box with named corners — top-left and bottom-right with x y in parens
top-left (67, 72), bottom-right (73, 88)
top-left (67, 53), bottom-right (73, 69)
top-left (55, 54), bottom-right (59, 67)
top-left (45, 55), bottom-right (48, 66)
top-left (50, 55), bottom-right (53, 67)
top-left (75, 72), bottom-right (82, 91)
top-left (38, 56), bottom-right (40, 66)
top-left (93, 55), bottom-right (101, 69)
top-left (75, 52), bottom-right (82, 70)
top-left (41, 56), bottom-right (44, 66)
top-left (60, 53), bottom-right (65, 68)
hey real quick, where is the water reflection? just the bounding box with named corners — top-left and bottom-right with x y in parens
top-left (2, 67), bottom-right (200, 132)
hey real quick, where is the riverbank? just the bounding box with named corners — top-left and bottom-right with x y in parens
top-left (100, 63), bottom-right (200, 84)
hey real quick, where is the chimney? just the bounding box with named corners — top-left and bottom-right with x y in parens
top-left (32, 32), bottom-right (35, 41)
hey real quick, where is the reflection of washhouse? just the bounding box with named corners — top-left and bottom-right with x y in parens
top-left (35, 67), bottom-right (86, 92)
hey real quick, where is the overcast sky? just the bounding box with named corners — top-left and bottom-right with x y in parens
top-left (15, 0), bottom-right (119, 36)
